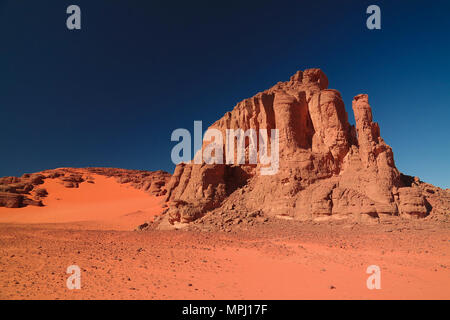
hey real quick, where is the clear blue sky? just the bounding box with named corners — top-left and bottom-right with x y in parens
top-left (0, 0), bottom-right (449, 188)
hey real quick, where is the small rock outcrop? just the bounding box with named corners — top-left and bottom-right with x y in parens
top-left (0, 174), bottom-right (44, 208)
top-left (84, 168), bottom-right (171, 196)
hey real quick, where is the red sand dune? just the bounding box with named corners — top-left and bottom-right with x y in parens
top-left (0, 173), bottom-right (165, 230)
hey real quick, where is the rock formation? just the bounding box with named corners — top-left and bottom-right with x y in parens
top-left (1, 69), bottom-right (448, 226)
top-left (162, 68), bottom-right (450, 225)
top-left (0, 174), bottom-right (45, 208)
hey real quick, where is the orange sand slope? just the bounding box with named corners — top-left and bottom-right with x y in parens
top-left (0, 174), bottom-right (165, 230)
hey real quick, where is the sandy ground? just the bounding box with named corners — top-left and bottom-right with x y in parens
top-left (0, 220), bottom-right (449, 300)
top-left (0, 175), bottom-right (449, 300)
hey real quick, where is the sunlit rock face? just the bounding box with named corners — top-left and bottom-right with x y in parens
top-left (162, 69), bottom-right (449, 224)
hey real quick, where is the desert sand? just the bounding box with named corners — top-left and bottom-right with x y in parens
top-left (0, 173), bottom-right (448, 299)
top-left (0, 173), bottom-right (165, 230)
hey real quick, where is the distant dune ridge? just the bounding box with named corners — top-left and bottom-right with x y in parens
top-left (0, 168), bottom-right (170, 230)
top-left (0, 69), bottom-right (449, 230)
top-left (0, 168), bottom-right (170, 209)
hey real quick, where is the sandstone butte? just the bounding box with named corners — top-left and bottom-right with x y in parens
top-left (0, 69), bottom-right (449, 229)
top-left (160, 68), bottom-right (450, 227)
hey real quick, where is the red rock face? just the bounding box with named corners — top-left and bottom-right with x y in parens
top-left (1, 69), bottom-right (448, 224)
top-left (163, 69), bottom-right (449, 224)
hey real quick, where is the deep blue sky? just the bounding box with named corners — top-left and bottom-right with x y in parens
top-left (0, 0), bottom-right (449, 188)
